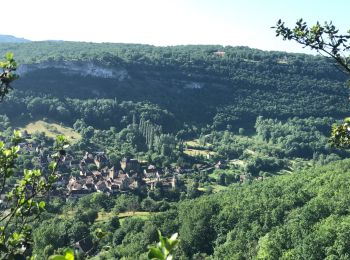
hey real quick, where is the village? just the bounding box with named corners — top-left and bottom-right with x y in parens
top-left (16, 131), bottom-right (236, 198)
top-left (63, 153), bottom-right (181, 196)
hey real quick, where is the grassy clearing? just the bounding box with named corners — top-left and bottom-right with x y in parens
top-left (20, 120), bottom-right (81, 143)
top-left (58, 210), bottom-right (151, 225)
top-left (96, 211), bottom-right (152, 225)
top-left (184, 149), bottom-right (216, 157)
top-left (58, 210), bottom-right (75, 220)
top-left (211, 184), bottom-right (229, 193)
top-left (184, 139), bottom-right (213, 148)
top-left (198, 185), bottom-right (228, 193)
top-left (118, 211), bottom-right (151, 224)
top-left (245, 149), bottom-right (257, 155)
top-left (96, 211), bottom-right (115, 222)
top-left (184, 139), bottom-right (201, 147)
top-left (184, 139), bottom-right (216, 157)
top-left (118, 211), bottom-right (151, 218)
top-left (229, 159), bottom-right (246, 167)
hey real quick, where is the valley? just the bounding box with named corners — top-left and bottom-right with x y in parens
top-left (0, 41), bottom-right (349, 259)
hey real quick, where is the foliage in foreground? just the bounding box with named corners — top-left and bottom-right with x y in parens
top-left (273, 19), bottom-right (350, 148)
top-left (48, 231), bottom-right (179, 260)
top-left (0, 132), bottom-right (68, 258)
top-left (148, 231), bottom-right (179, 260)
top-left (0, 52), bottom-right (18, 101)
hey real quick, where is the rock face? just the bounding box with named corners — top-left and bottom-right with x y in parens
top-left (17, 61), bottom-right (129, 81)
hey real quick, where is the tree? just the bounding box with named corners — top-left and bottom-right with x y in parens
top-left (0, 53), bottom-right (18, 101)
top-left (273, 19), bottom-right (350, 147)
top-left (0, 133), bottom-right (68, 258)
top-left (179, 200), bottom-right (218, 256)
top-left (273, 19), bottom-right (350, 74)
top-left (0, 53), bottom-right (72, 257)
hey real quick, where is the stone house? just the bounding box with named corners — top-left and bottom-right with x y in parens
top-left (95, 181), bottom-right (109, 192)
top-left (120, 158), bottom-right (140, 173)
top-left (94, 152), bottom-right (108, 169)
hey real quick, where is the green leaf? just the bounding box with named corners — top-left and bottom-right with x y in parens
top-left (12, 130), bottom-right (22, 144)
top-left (5, 52), bottom-right (13, 61)
top-left (38, 201), bottom-right (46, 209)
top-left (64, 249), bottom-right (74, 260)
top-left (148, 247), bottom-right (164, 260)
top-left (158, 230), bottom-right (166, 248)
top-left (49, 249), bottom-right (74, 260)
top-left (49, 162), bottom-right (58, 172)
top-left (33, 169), bottom-right (41, 177)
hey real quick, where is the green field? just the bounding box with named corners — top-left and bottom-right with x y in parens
top-left (184, 139), bottom-right (202, 148)
top-left (184, 148), bottom-right (216, 157)
top-left (61, 210), bottom-right (152, 225)
top-left (198, 184), bottom-right (228, 193)
top-left (118, 211), bottom-right (151, 219)
top-left (97, 211), bottom-right (152, 225)
top-left (184, 139), bottom-right (216, 157)
top-left (20, 120), bottom-right (81, 143)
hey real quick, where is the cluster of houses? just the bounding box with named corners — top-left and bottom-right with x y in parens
top-left (14, 130), bottom-right (258, 200)
top-left (14, 131), bottom-right (182, 197)
top-left (63, 153), bottom-right (180, 196)
top-left (14, 131), bottom-right (182, 196)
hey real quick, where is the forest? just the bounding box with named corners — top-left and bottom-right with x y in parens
top-left (0, 39), bottom-right (350, 259)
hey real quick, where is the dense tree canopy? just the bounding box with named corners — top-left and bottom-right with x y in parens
top-left (0, 42), bottom-right (345, 130)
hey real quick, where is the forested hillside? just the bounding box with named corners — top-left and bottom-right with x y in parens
top-left (0, 42), bottom-right (348, 129)
top-left (164, 159), bottom-right (350, 259)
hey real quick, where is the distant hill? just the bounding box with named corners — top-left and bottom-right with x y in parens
top-left (0, 35), bottom-right (30, 43)
top-left (0, 41), bottom-right (348, 130)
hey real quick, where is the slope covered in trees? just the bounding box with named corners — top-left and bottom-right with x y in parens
top-left (176, 159), bottom-right (350, 259)
top-left (0, 42), bottom-right (348, 130)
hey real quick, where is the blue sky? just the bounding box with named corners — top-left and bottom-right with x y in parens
top-left (5, 0), bottom-right (350, 54)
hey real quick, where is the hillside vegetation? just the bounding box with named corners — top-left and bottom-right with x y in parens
top-left (163, 159), bottom-right (350, 259)
top-left (140, 159), bottom-right (350, 259)
top-left (0, 42), bottom-right (348, 130)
